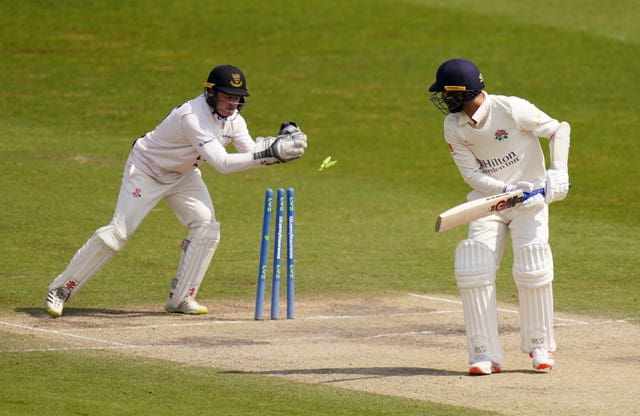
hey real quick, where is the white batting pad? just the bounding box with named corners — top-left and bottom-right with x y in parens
top-left (513, 243), bottom-right (556, 353)
top-left (166, 222), bottom-right (220, 309)
top-left (455, 239), bottom-right (503, 364)
top-left (48, 228), bottom-right (120, 300)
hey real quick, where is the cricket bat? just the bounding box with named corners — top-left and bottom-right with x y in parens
top-left (435, 188), bottom-right (545, 232)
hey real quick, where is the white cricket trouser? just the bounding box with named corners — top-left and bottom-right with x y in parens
top-left (468, 204), bottom-right (549, 260)
top-left (114, 154), bottom-right (216, 235)
top-left (459, 204), bottom-right (555, 360)
top-left (50, 153), bottom-right (217, 299)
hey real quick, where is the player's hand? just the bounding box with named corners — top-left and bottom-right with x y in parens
top-left (545, 169), bottom-right (569, 204)
top-left (505, 181), bottom-right (545, 211)
top-left (253, 133), bottom-right (307, 165)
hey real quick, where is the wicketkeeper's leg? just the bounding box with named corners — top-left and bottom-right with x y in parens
top-left (164, 169), bottom-right (219, 314)
top-left (165, 222), bottom-right (220, 312)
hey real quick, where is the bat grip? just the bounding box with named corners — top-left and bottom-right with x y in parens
top-left (523, 182), bottom-right (572, 200)
top-left (523, 188), bottom-right (545, 200)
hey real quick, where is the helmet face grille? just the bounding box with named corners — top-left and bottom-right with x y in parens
top-left (429, 89), bottom-right (482, 114)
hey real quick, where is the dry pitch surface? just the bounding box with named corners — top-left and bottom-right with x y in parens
top-left (2, 293), bottom-right (638, 416)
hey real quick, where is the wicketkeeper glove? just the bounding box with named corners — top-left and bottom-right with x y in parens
top-left (253, 131), bottom-right (308, 165)
top-left (279, 121), bottom-right (301, 136)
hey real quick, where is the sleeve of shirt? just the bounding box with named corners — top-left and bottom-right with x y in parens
top-left (444, 120), bottom-right (507, 195)
top-left (181, 113), bottom-right (261, 174)
top-left (229, 116), bottom-right (257, 153)
top-left (510, 97), bottom-right (559, 140)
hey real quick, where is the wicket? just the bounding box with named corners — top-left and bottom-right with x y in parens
top-left (254, 187), bottom-right (295, 320)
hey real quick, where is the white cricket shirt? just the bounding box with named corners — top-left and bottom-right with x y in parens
top-left (131, 94), bottom-right (261, 183)
top-left (443, 91), bottom-right (560, 197)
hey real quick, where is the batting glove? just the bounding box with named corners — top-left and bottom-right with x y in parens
top-left (545, 169), bottom-right (570, 204)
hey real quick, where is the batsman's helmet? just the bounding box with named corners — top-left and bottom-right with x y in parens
top-left (204, 64), bottom-right (249, 113)
top-left (428, 58), bottom-right (484, 114)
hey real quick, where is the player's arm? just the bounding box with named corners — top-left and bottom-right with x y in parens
top-left (183, 116), bottom-right (307, 172)
top-left (513, 99), bottom-right (571, 204)
top-left (182, 114), bottom-right (260, 174)
top-left (445, 128), bottom-right (508, 196)
top-left (544, 121), bottom-right (571, 203)
top-left (513, 98), bottom-right (571, 203)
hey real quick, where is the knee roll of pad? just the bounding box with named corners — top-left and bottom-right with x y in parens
top-left (188, 221), bottom-right (221, 246)
top-left (95, 224), bottom-right (128, 252)
top-left (455, 239), bottom-right (496, 288)
top-left (512, 243), bottom-right (553, 287)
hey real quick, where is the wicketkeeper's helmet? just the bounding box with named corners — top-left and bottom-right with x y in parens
top-left (204, 64), bottom-right (249, 112)
top-left (428, 58), bottom-right (484, 114)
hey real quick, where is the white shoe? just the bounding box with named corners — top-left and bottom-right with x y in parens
top-left (45, 288), bottom-right (69, 317)
top-left (165, 299), bottom-right (208, 315)
top-left (469, 356), bottom-right (501, 376)
top-left (530, 348), bottom-right (555, 371)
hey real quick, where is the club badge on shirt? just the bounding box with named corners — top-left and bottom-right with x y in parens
top-left (495, 129), bottom-right (509, 142)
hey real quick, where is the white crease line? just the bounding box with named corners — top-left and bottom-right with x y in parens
top-left (268, 335), bottom-right (339, 342)
top-left (366, 330), bottom-right (435, 339)
top-left (410, 293), bottom-right (463, 305)
top-left (0, 321), bottom-right (135, 348)
top-left (410, 293), bottom-right (602, 326)
top-left (97, 320), bottom-right (243, 331)
top-left (307, 310), bottom-right (459, 321)
top-left (1, 345), bottom-right (144, 353)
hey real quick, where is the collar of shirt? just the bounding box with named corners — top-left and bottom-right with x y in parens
top-left (455, 90), bottom-right (489, 127)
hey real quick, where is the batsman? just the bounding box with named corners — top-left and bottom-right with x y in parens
top-left (45, 64), bottom-right (307, 317)
top-left (428, 59), bottom-right (571, 375)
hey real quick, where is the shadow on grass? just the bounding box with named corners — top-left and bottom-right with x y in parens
top-left (222, 367), bottom-right (542, 379)
top-left (222, 367), bottom-right (468, 378)
top-left (14, 307), bottom-right (167, 318)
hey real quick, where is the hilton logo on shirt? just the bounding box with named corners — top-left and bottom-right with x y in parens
top-left (477, 151), bottom-right (520, 174)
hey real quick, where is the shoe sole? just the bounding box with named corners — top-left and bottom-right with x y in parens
top-left (530, 352), bottom-right (554, 371)
top-left (469, 364), bottom-right (501, 376)
top-left (165, 308), bottom-right (208, 315)
top-left (534, 363), bottom-right (552, 371)
top-left (469, 366), bottom-right (491, 376)
top-left (46, 307), bottom-right (62, 317)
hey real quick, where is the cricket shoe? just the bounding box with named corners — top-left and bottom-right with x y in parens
top-left (530, 348), bottom-right (555, 371)
top-left (45, 287), bottom-right (70, 317)
top-left (165, 299), bottom-right (208, 315)
top-left (469, 356), bottom-right (501, 376)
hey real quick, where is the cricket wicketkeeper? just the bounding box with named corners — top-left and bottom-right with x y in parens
top-left (46, 64), bottom-right (308, 316)
top-left (428, 58), bottom-right (571, 375)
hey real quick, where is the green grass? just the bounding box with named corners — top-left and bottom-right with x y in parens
top-left (1, 0), bottom-right (639, 415)
top-left (2, 343), bottom-right (494, 416)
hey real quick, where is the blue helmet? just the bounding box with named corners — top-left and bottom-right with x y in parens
top-left (429, 58), bottom-right (484, 114)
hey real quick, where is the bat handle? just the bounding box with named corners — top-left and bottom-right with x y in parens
top-left (523, 188), bottom-right (545, 200)
top-left (523, 182), bottom-right (572, 200)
